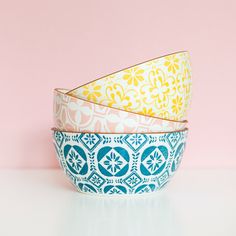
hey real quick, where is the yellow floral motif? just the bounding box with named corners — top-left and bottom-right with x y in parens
top-left (105, 84), bottom-right (133, 110)
top-left (164, 55), bottom-right (180, 74)
top-left (82, 84), bottom-right (101, 102)
top-left (170, 74), bottom-right (181, 94)
top-left (144, 69), bottom-right (170, 103)
top-left (157, 104), bottom-right (170, 119)
top-left (123, 67), bottom-right (144, 86)
top-left (182, 61), bottom-right (192, 94)
top-left (141, 107), bottom-right (155, 116)
top-left (67, 52), bottom-right (192, 121)
top-left (172, 96), bottom-right (183, 114)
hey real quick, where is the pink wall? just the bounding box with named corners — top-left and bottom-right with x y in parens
top-left (1, 0), bottom-right (236, 168)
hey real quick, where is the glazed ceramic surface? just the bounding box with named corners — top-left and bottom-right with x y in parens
top-left (67, 52), bottom-right (192, 121)
top-left (53, 129), bottom-right (188, 195)
top-left (54, 89), bottom-right (187, 133)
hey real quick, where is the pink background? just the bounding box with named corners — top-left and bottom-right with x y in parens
top-left (0, 0), bottom-right (236, 169)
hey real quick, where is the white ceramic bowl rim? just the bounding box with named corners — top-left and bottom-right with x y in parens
top-left (51, 127), bottom-right (188, 135)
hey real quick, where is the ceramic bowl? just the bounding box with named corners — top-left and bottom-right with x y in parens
top-left (54, 88), bottom-right (187, 133)
top-left (67, 51), bottom-right (192, 121)
top-left (53, 128), bottom-right (188, 195)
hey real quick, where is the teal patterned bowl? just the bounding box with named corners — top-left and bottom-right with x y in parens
top-left (53, 129), bottom-right (188, 195)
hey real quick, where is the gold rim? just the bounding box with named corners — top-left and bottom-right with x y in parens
top-left (67, 51), bottom-right (189, 93)
top-left (55, 88), bottom-right (188, 124)
top-left (51, 127), bottom-right (188, 135)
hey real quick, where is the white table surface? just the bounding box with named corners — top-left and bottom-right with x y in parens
top-left (0, 169), bottom-right (235, 236)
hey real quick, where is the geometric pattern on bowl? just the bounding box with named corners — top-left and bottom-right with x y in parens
top-left (54, 89), bottom-right (187, 133)
top-left (67, 51), bottom-right (192, 121)
top-left (53, 129), bottom-right (188, 195)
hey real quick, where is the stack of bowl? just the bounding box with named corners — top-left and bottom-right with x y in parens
top-left (52, 51), bottom-right (192, 195)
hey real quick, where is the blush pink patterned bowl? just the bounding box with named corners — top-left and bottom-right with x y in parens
top-left (53, 89), bottom-right (187, 133)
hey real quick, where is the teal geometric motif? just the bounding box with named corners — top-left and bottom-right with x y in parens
top-left (54, 143), bottom-right (61, 160)
top-left (104, 185), bottom-right (127, 194)
top-left (123, 134), bottom-right (148, 152)
top-left (53, 129), bottom-right (188, 195)
top-left (78, 183), bottom-right (97, 193)
top-left (135, 184), bottom-right (156, 194)
top-left (79, 133), bottom-right (102, 151)
top-left (157, 170), bottom-right (169, 187)
top-left (97, 147), bottom-right (129, 177)
top-left (171, 142), bottom-right (185, 172)
top-left (54, 131), bottom-right (64, 148)
top-left (124, 172), bottom-right (142, 188)
top-left (166, 132), bottom-right (181, 149)
top-left (140, 146), bottom-right (168, 176)
top-left (64, 145), bottom-right (88, 175)
top-left (87, 172), bottom-right (105, 188)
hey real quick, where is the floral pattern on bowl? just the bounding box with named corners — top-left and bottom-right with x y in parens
top-left (54, 89), bottom-right (187, 133)
top-left (67, 51), bottom-right (192, 121)
top-left (53, 129), bottom-right (188, 195)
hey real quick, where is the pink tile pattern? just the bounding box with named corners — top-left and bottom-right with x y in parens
top-left (54, 89), bottom-right (186, 133)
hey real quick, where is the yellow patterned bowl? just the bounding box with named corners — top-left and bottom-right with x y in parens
top-left (67, 51), bottom-right (192, 121)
